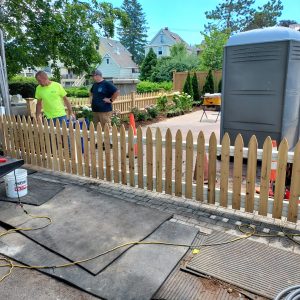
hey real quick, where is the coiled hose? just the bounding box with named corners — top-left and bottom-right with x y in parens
top-left (274, 285), bottom-right (300, 300)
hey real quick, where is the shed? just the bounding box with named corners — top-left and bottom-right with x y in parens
top-left (221, 27), bottom-right (300, 150)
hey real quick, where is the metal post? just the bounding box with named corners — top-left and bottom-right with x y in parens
top-left (0, 29), bottom-right (11, 115)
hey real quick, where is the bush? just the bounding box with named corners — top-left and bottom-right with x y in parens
top-left (65, 87), bottom-right (89, 98)
top-left (8, 76), bottom-right (38, 98)
top-left (202, 69), bottom-right (214, 95)
top-left (136, 110), bottom-right (148, 121)
top-left (156, 95), bottom-right (168, 112)
top-left (145, 105), bottom-right (159, 119)
top-left (182, 72), bottom-right (193, 98)
top-left (73, 105), bottom-right (93, 122)
top-left (172, 92), bottom-right (193, 113)
top-left (111, 110), bottom-right (122, 127)
top-left (192, 72), bottom-right (200, 101)
top-left (218, 79), bottom-right (222, 93)
top-left (136, 81), bottom-right (172, 93)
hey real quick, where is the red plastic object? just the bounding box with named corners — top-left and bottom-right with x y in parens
top-left (0, 158), bottom-right (7, 163)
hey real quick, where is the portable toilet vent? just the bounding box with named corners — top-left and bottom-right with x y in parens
top-left (221, 27), bottom-right (300, 150)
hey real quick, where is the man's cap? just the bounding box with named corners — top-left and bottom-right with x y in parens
top-left (90, 69), bottom-right (102, 76)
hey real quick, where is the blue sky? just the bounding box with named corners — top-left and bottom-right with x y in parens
top-left (108, 0), bottom-right (299, 45)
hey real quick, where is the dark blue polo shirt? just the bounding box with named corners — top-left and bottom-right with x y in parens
top-left (90, 80), bottom-right (117, 112)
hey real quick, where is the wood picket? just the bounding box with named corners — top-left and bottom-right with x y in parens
top-left (1, 117), bottom-right (299, 223)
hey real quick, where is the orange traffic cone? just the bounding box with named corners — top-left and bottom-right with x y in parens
top-left (269, 140), bottom-right (278, 197)
top-left (129, 113), bottom-right (138, 157)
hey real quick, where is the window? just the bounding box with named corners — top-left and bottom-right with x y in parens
top-left (158, 47), bottom-right (163, 55)
top-left (160, 33), bottom-right (164, 43)
top-left (106, 58), bottom-right (110, 64)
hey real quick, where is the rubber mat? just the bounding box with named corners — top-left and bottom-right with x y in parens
top-left (0, 185), bottom-right (172, 275)
top-left (0, 221), bottom-right (197, 300)
top-left (0, 177), bottom-right (65, 206)
top-left (186, 231), bottom-right (300, 299)
top-left (0, 168), bottom-right (36, 183)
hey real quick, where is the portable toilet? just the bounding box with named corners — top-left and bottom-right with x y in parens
top-left (221, 27), bottom-right (300, 150)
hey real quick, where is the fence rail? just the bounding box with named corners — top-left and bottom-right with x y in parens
top-left (1, 115), bottom-right (299, 224)
top-left (69, 91), bottom-right (175, 115)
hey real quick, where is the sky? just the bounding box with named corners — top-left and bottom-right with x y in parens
top-left (108, 0), bottom-right (299, 45)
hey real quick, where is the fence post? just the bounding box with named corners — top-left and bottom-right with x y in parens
top-left (131, 92), bottom-right (135, 109)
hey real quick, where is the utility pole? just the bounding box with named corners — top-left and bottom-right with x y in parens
top-left (0, 29), bottom-right (11, 115)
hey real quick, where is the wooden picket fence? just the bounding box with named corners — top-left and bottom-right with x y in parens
top-left (1, 115), bottom-right (299, 223)
top-left (69, 91), bottom-right (175, 114)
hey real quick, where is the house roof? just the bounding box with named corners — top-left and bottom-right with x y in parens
top-left (99, 37), bottom-right (138, 68)
top-left (148, 27), bottom-right (189, 47)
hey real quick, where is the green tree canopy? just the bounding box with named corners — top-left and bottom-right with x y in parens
top-left (199, 27), bottom-right (230, 71)
top-left (278, 20), bottom-right (298, 27)
top-left (1, 0), bottom-right (128, 78)
top-left (205, 0), bottom-right (283, 33)
top-left (117, 0), bottom-right (148, 64)
top-left (205, 0), bottom-right (255, 33)
top-left (139, 48), bottom-right (157, 81)
top-left (150, 43), bottom-right (198, 82)
top-left (245, 0), bottom-right (283, 30)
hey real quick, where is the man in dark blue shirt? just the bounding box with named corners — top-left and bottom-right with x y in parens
top-left (89, 69), bottom-right (119, 129)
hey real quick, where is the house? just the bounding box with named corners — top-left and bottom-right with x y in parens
top-left (19, 38), bottom-right (140, 92)
top-left (145, 27), bottom-right (192, 57)
top-left (97, 37), bottom-right (139, 80)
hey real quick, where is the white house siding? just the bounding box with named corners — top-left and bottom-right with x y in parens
top-left (98, 56), bottom-right (121, 79)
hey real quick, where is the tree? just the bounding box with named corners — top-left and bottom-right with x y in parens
top-left (202, 70), bottom-right (214, 95)
top-left (117, 0), bottom-right (148, 64)
top-left (1, 0), bottom-right (128, 78)
top-left (199, 27), bottom-right (230, 71)
top-left (139, 48), bottom-right (157, 81)
top-left (278, 20), bottom-right (298, 27)
top-left (205, 0), bottom-right (255, 33)
top-left (192, 72), bottom-right (200, 101)
top-left (204, 0), bottom-right (283, 33)
top-left (150, 43), bottom-right (198, 82)
top-left (245, 0), bottom-right (283, 30)
top-left (183, 72), bottom-right (193, 98)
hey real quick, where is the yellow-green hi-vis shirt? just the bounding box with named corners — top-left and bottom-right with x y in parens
top-left (35, 81), bottom-right (67, 119)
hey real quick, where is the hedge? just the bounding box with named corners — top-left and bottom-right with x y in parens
top-left (137, 81), bottom-right (172, 93)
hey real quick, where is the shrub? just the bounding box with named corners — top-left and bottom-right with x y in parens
top-left (137, 81), bottom-right (160, 93)
top-left (158, 81), bottom-right (172, 91)
top-left (156, 95), bottom-right (168, 112)
top-left (65, 87), bottom-right (89, 98)
top-left (202, 69), bottom-right (214, 95)
top-left (172, 92), bottom-right (193, 113)
top-left (192, 72), bottom-right (200, 101)
top-left (166, 107), bottom-right (183, 118)
top-left (182, 72), bottom-right (193, 98)
top-left (8, 76), bottom-right (38, 98)
top-left (136, 110), bottom-right (148, 121)
top-left (137, 81), bottom-right (172, 93)
top-left (111, 110), bottom-right (122, 127)
top-left (130, 107), bottom-right (140, 119)
top-left (145, 105), bottom-right (159, 119)
top-left (218, 79), bottom-right (222, 93)
top-left (73, 105), bottom-right (93, 121)
top-left (122, 115), bottom-right (130, 124)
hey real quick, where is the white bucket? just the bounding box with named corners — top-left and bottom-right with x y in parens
top-left (4, 169), bottom-right (28, 198)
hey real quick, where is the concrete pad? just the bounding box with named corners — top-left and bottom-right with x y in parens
top-left (0, 221), bottom-right (197, 300)
top-left (0, 185), bottom-right (172, 274)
